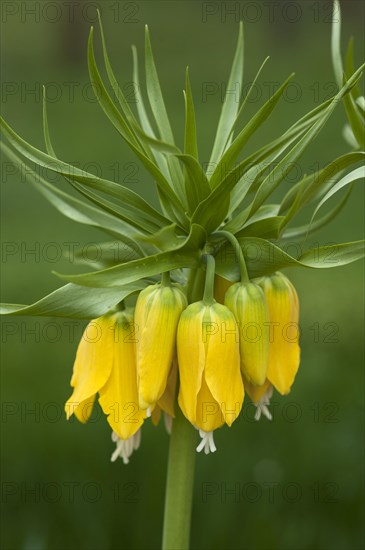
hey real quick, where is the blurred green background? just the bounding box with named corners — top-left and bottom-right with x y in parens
top-left (1, 1), bottom-right (364, 549)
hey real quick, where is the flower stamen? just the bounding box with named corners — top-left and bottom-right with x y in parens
top-left (254, 385), bottom-right (274, 421)
top-left (196, 429), bottom-right (217, 454)
top-left (111, 429), bottom-right (141, 464)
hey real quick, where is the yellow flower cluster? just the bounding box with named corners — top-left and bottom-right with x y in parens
top-left (65, 271), bottom-right (300, 461)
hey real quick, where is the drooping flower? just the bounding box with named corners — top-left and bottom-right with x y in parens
top-left (177, 300), bottom-right (244, 453)
top-left (135, 279), bottom-right (187, 410)
top-left (225, 282), bottom-right (270, 386)
top-left (65, 308), bottom-right (145, 461)
top-left (259, 272), bottom-right (300, 395)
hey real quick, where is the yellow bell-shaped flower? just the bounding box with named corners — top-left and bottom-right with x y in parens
top-left (259, 272), bottom-right (300, 395)
top-left (225, 282), bottom-right (269, 386)
top-left (135, 278), bottom-right (187, 410)
top-left (65, 309), bottom-right (145, 444)
top-left (177, 301), bottom-right (244, 437)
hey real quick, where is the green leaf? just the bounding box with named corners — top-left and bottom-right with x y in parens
top-left (1, 142), bottom-right (142, 242)
top-left (131, 46), bottom-right (171, 177)
top-left (282, 186), bottom-right (353, 240)
top-left (345, 37), bottom-right (362, 99)
top-left (223, 56), bottom-right (270, 150)
top-left (331, 0), bottom-right (344, 87)
top-left (176, 154), bottom-right (211, 213)
top-left (87, 27), bottom-right (188, 227)
top-left (184, 67), bottom-right (199, 160)
top-left (229, 205), bottom-right (283, 239)
top-left (0, 283), bottom-right (145, 319)
top-left (144, 25), bottom-right (175, 144)
top-left (227, 98), bottom-right (333, 216)
top-left (70, 240), bottom-right (142, 269)
top-left (311, 166), bottom-right (365, 222)
top-left (53, 224), bottom-right (206, 287)
top-left (42, 94), bottom-right (164, 235)
top-left (215, 237), bottom-right (365, 280)
top-left (0, 114), bottom-right (176, 233)
top-left (129, 123), bottom-right (182, 154)
top-left (299, 240), bottom-right (365, 268)
top-left (131, 45), bottom-right (180, 222)
top-left (342, 74), bottom-right (365, 148)
top-left (210, 74), bottom-right (294, 189)
top-left (96, 11), bottom-right (150, 156)
top-left (279, 151), bottom-right (364, 213)
top-left (248, 64), bottom-right (364, 216)
top-left (88, 27), bottom-right (143, 151)
top-left (137, 224), bottom-right (185, 252)
top-left (209, 22), bottom-right (244, 166)
top-left (236, 216), bottom-right (285, 240)
top-left (144, 26), bottom-right (186, 206)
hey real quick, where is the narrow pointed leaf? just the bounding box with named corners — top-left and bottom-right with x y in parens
top-left (87, 28), bottom-right (188, 226)
top-left (311, 166), bottom-right (365, 222)
top-left (249, 65), bottom-right (364, 216)
top-left (1, 142), bottom-right (142, 241)
top-left (342, 75), bottom-right (365, 148)
top-left (209, 22), bottom-right (244, 166)
top-left (184, 68), bottom-right (199, 160)
top-left (176, 154), bottom-right (211, 213)
top-left (144, 26), bottom-right (185, 205)
top-left (0, 115), bottom-right (177, 232)
top-left (215, 237), bottom-right (365, 280)
top-left (282, 186), bottom-right (353, 240)
top-left (280, 151), bottom-right (365, 213)
top-left (0, 283), bottom-right (145, 319)
top-left (345, 37), bottom-right (362, 99)
top-left (210, 74), bottom-right (294, 189)
top-left (331, 0), bottom-right (344, 87)
top-left (53, 225), bottom-right (206, 287)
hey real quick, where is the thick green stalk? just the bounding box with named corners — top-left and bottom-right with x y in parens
top-left (162, 267), bottom-right (201, 549)
top-left (162, 406), bottom-right (197, 550)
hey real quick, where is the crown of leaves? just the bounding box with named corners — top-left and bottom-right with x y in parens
top-left (1, 5), bottom-right (364, 320)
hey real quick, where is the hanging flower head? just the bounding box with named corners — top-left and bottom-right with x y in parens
top-left (65, 308), bottom-right (146, 461)
top-left (0, 1), bottom-right (363, 472)
top-left (178, 257), bottom-right (244, 453)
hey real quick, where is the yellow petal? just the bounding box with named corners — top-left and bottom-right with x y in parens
top-left (225, 283), bottom-right (269, 386)
top-left (65, 316), bottom-right (115, 419)
top-left (136, 285), bottom-right (187, 409)
top-left (99, 310), bottom-right (145, 440)
top-left (195, 373), bottom-right (225, 432)
top-left (204, 303), bottom-right (244, 426)
top-left (177, 302), bottom-right (207, 425)
top-left (262, 273), bottom-right (300, 395)
top-left (243, 376), bottom-right (271, 404)
top-left (157, 357), bottom-right (178, 418)
top-left (74, 394), bottom-right (96, 423)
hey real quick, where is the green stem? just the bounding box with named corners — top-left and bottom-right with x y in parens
top-left (162, 267), bottom-right (202, 550)
top-left (215, 230), bottom-right (250, 284)
top-left (162, 271), bottom-right (171, 286)
top-left (202, 254), bottom-right (215, 304)
top-left (162, 405), bottom-right (197, 550)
